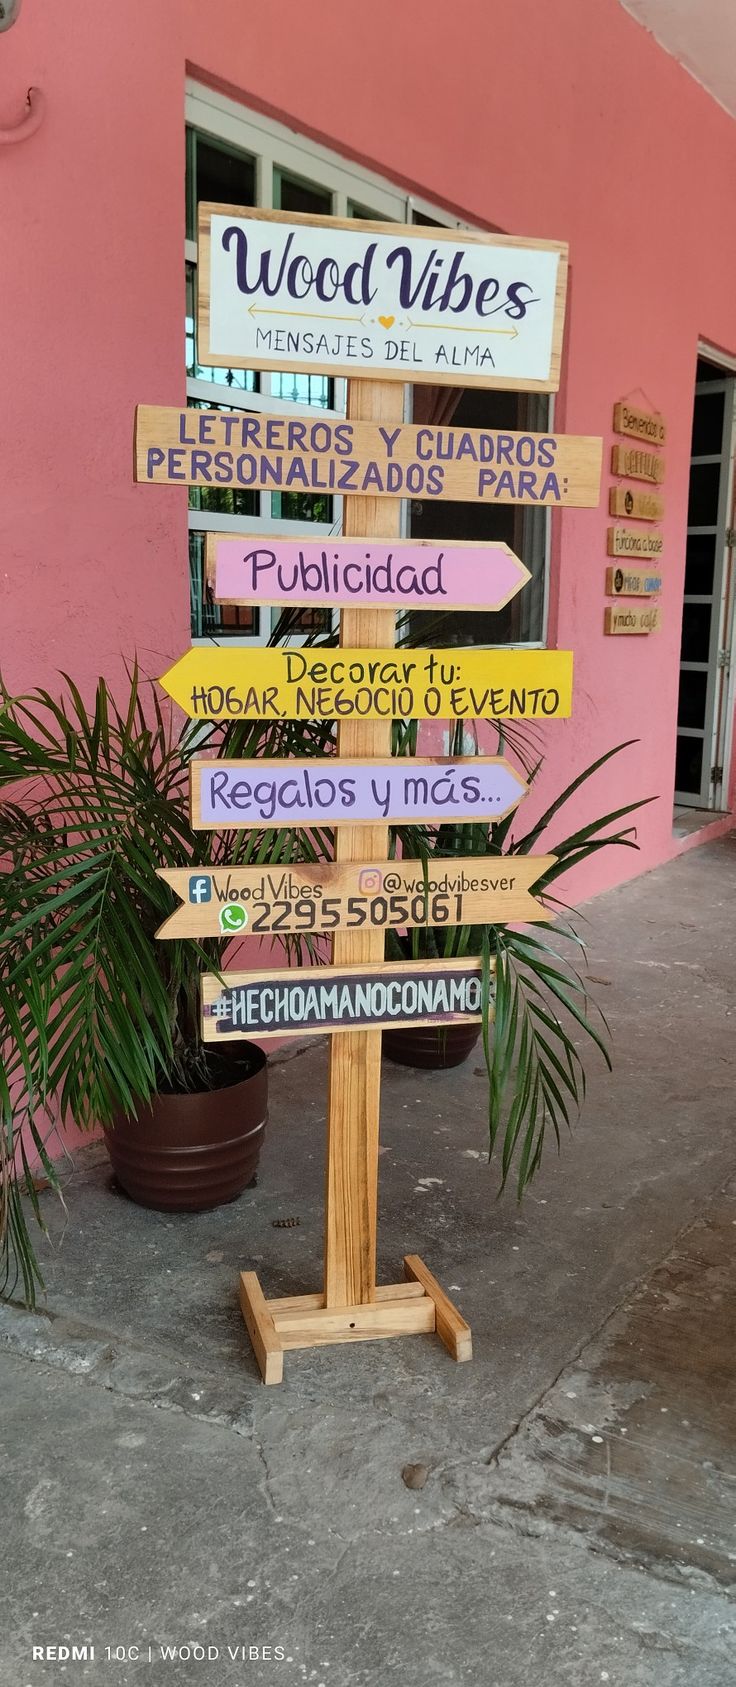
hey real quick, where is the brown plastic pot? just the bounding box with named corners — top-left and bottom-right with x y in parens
top-left (383, 1021), bottom-right (481, 1070)
top-left (103, 1044), bottom-right (268, 1212)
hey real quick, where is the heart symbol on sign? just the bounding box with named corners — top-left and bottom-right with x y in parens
top-left (378, 315), bottom-right (395, 329)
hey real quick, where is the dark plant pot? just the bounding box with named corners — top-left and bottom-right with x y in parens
top-left (103, 1043), bottom-right (268, 1212)
top-left (382, 1021), bottom-right (481, 1070)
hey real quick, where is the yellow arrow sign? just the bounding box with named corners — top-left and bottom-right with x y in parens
top-left (158, 646), bottom-right (573, 721)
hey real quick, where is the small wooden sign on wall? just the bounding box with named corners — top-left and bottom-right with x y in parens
top-left (607, 525), bottom-right (663, 558)
top-left (605, 565), bottom-right (662, 598)
top-left (613, 402), bottom-right (667, 446)
top-left (604, 604), bottom-right (661, 635)
top-left (609, 486), bottom-right (664, 521)
top-left (610, 444), bottom-right (666, 485)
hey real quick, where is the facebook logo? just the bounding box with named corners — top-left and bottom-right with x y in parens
top-left (188, 875), bottom-right (212, 905)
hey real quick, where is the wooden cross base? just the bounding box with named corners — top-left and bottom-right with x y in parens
top-left (239, 1255), bottom-right (472, 1385)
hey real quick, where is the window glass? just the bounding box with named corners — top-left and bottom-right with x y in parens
top-left (275, 169), bottom-right (332, 216)
top-left (679, 602), bottom-right (712, 664)
top-left (186, 129), bottom-right (256, 236)
top-left (691, 390), bottom-right (724, 456)
top-left (186, 263), bottom-right (258, 392)
top-left (189, 535), bottom-right (259, 639)
top-left (677, 669), bottom-right (708, 730)
top-left (687, 464), bottom-right (721, 527)
top-left (684, 533), bottom-right (716, 596)
top-left (407, 387), bottom-right (547, 643)
top-left (675, 734), bottom-right (704, 796)
top-left (348, 201), bottom-right (389, 220)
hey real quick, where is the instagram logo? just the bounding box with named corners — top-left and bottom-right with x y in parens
top-left (358, 868), bottom-right (382, 893)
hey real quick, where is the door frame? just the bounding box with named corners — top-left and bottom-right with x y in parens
top-left (675, 343), bottom-right (736, 809)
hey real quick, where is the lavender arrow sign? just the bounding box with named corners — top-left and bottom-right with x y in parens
top-left (191, 756), bottom-right (528, 830)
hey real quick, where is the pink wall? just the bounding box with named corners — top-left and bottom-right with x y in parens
top-left (2, 0), bottom-right (735, 914)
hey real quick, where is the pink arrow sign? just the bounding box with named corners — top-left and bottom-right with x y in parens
top-left (208, 535), bottom-right (531, 614)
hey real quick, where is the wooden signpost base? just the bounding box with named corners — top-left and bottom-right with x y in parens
top-left (239, 1258), bottom-right (472, 1387)
top-left (237, 379), bottom-right (472, 1383)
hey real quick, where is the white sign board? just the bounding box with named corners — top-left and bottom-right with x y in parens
top-left (198, 206), bottom-right (567, 391)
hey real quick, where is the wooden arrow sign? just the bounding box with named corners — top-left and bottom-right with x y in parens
top-left (201, 956), bottom-right (493, 1042)
top-left (156, 855), bottom-right (556, 940)
top-left (190, 755), bottom-right (529, 830)
top-left (209, 534), bottom-right (531, 615)
top-left (160, 646), bottom-right (573, 721)
top-left (135, 406), bottom-right (602, 508)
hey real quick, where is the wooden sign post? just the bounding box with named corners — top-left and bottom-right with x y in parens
top-left (324, 378), bottom-right (429, 1331)
top-left (140, 206), bottom-right (600, 1383)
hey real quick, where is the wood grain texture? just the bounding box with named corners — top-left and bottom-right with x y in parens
top-left (610, 443), bottom-right (666, 485)
top-left (134, 405), bottom-right (601, 507)
top-left (607, 525), bottom-right (663, 557)
top-left (325, 379), bottom-right (402, 1309)
top-left (604, 605), bottom-right (662, 635)
top-left (270, 1297), bottom-right (436, 1350)
top-left (612, 402), bottom-right (667, 446)
top-left (605, 565), bottom-right (662, 598)
top-left (609, 486), bottom-right (665, 521)
top-left (264, 1281), bottom-right (427, 1314)
top-left (238, 1271), bottom-right (283, 1385)
top-left (156, 855), bottom-right (554, 939)
top-left (404, 1255), bottom-right (473, 1362)
top-left (197, 202), bottom-right (568, 392)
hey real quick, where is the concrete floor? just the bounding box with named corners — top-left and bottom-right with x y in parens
top-left (2, 834), bottom-right (735, 1686)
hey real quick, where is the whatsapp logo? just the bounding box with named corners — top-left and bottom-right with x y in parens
top-left (219, 902), bottom-right (248, 935)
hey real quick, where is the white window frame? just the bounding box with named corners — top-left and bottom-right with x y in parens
top-left (185, 81), bottom-right (550, 649)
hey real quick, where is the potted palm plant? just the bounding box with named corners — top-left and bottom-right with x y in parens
top-left (0, 667), bottom-right (277, 1304)
top-left (0, 637), bottom-right (649, 1303)
top-left (384, 720), bottom-right (651, 1194)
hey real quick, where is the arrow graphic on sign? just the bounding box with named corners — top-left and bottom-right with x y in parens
top-left (158, 646), bottom-right (573, 722)
top-left (156, 854), bottom-right (556, 940)
top-left (209, 535), bottom-right (531, 615)
top-left (248, 304), bottom-right (362, 323)
top-left (188, 755), bottom-right (531, 831)
top-left (407, 319), bottom-right (520, 337)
